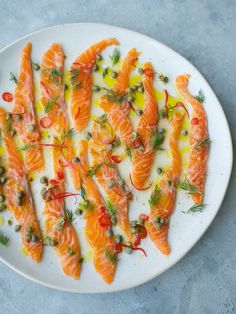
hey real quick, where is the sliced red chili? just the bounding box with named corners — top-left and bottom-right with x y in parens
top-left (191, 117), bottom-right (199, 125)
top-left (139, 214), bottom-right (149, 221)
top-left (114, 243), bottom-right (123, 254)
top-left (57, 171), bottom-right (64, 180)
top-left (100, 206), bottom-right (106, 213)
top-left (40, 116), bottom-right (52, 128)
top-left (121, 244), bottom-right (147, 257)
top-left (111, 155), bottom-right (121, 164)
top-left (133, 235), bottom-right (141, 246)
top-left (132, 138), bottom-right (142, 148)
top-left (98, 213), bottom-right (111, 228)
top-left (2, 92), bottom-right (13, 102)
top-left (164, 89), bottom-right (169, 119)
top-left (49, 179), bottom-right (60, 186)
top-left (135, 225), bottom-right (148, 239)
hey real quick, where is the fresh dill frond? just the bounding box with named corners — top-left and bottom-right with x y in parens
top-left (110, 48), bottom-right (120, 66)
top-left (195, 89), bottom-right (205, 103)
top-left (195, 137), bottom-right (211, 151)
top-left (179, 177), bottom-right (200, 194)
top-left (65, 209), bottom-right (75, 225)
top-left (0, 231), bottom-right (9, 247)
top-left (10, 72), bottom-right (18, 84)
top-left (183, 204), bottom-right (205, 214)
top-left (44, 96), bottom-right (59, 113)
top-left (149, 185), bottom-right (161, 207)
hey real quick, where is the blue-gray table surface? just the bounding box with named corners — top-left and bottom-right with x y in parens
top-left (0, 1), bottom-right (235, 313)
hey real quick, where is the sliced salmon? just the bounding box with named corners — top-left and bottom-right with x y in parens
top-left (90, 120), bottom-right (133, 242)
top-left (0, 108), bottom-right (43, 262)
top-left (40, 43), bottom-right (80, 190)
top-left (13, 42), bottom-right (44, 173)
top-left (100, 48), bottom-right (140, 147)
top-left (175, 74), bottom-right (208, 204)
top-left (78, 140), bottom-right (117, 284)
top-left (70, 38), bottom-right (119, 131)
top-left (147, 110), bottom-right (184, 255)
top-left (130, 62), bottom-right (158, 189)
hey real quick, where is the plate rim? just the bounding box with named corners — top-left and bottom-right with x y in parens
top-left (0, 22), bottom-right (233, 293)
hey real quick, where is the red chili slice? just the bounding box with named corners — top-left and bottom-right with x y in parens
top-left (139, 214), bottom-right (149, 221)
top-left (121, 244), bottom-right (147, 257)
top-left (135, 225), bottom-right (148, 239)
top-left (57, 171), bottom-right (64, 180)
top-left (114, 243), bottom-right (123, 254)
top-left (111, 155), bottom-right (121, 164)
top-left (191, 117), bottom-right (199, 125)
top-left (40, 116), bottom-right (52, 128)
top-left (49, 179), bottom-right (60, 186)
top-left (100, 206), bottom-right (106, 213)
top-left (2, 92), bottom-right (13, 102)
top-left (144, 68), bottom-right (154, 77)
top-left (98, 213), bottom-right (111, 228)
top-left (133, 235), bottom-right (141, 246)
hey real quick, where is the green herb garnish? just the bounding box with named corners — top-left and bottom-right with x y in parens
top-left (81, 186), bottom-right (86, 200)
top-left (65, 209), bottom-right (74, 224)
top-left (0, 231), bottom-right (9, 246)
top-left (54, 128), bottom-right (76, 143)
top-left (78, 199), bottom-right (94, 211)
top-left (70, 68), bottom-right (81, 89)
top-left (105, 249), bottom-right (117, 264)
top-left (103, 88), bottom-right (125, 104)
top-left (10, 72), bottom-right (18, 84)
top-left (195, 89), bottom-right (205, 103)
top-left (195, 137), bottom-right (211, 151)
top-left (151, 130), bottom-right (165, 150)
top-left (49, 68), bottom-right (63, 84)
top-left (125, 144), bottom-right (132, 160)
top-left (149, 185), bottom-right (161, 207)
top-left (179, 177), bottom-right (200, 194)
top-left (20, 143), bottom-right (35, 151)
top-left (105, 199), bottom-right (117, 217)
top-left (183, 204), bottom-right (205, 214)
top-left (87, 162), bottom-right (115, 177)
top-left (103, 67), bottom-right (109, 78)
top-left (44, 96), bottom-right (59, 113)
top-left (110, 48), bottom-right (120, 66)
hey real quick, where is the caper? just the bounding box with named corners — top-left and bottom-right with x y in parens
top-left (0, 204), bottom-right (7, 212)
top-left (124, 246), bottom-right (133, 254)
top-left (28, 124), bottom-right (35, 132)
top-left (0, 194), bottom-right (5, 202)
top-left (92, 85), bottom-right (100, 92)
top-left (16, 197), bottom-right (23, 206)
top-left (182, 130), bottom-right (188, 136)
top-left (0, 176), bottom-right (7, 184)
top-left (15, 114), bottom-right (22, 121)
top-left (138, 145), bottom-right (145, 152)
top-left (31, 235), bottom-right (39, 243)
top-left (131, 227), bottom-right (137, 234)
top-left (118, 178), bottom-right (125, 187)
top-left (0, 167), bottom-right (5, 176)
top-left (136, 109), bottom-right (143, 116)
top-left (17, 190), bottom-right (25, 199)
top-left (25, 234), bottom-right (31, 242)
top-left (131, 131), bottom-right (138, 139)
top-left (167, 180), bottom-right (172, 186)
top-left (85, 131), bottom-right (92, 140)
top-left (111, 71), bottom-right (117, 78)
top-left (138, 68), bottom-right (144, 75)
top-left (32, 63), bottom-right (40, 71)
top-left (106, 228), bottom-right (113, 237)
top-left (41, 187), bottom-right (47, 196)
top-left (8, 219), bottom-right (12, 226)
top-left (10, 129), bottom-right (16, 136)
top-left (64, 84), bottom-right (69, 91)
top-left (14, 224), bottom-right (21, 232)
top-left (96, 54), bottom-right (103, 61)
top-left (125, 87), bottom-right (133, 94)
top-left (159, 111), bottom-right (166, 119)
top-left (50, 239), bottom-right (58, 247)
top-left (75, 208), bottom-right (83, 216)
top-left (114, 235), bottom-right (123, 244)
top-left (127, 95), bottom-right (134, 103)
top-left (111, 216), bottom-right (117, 226)
top-left (157, 167), bottom-right (163, 175)
top-left (137, 86), bottom-right (144, 93)
top-left (72, 157), bottom-right (80, 163)
top-left (92, 64), bottom-right (98, 71)
top-left (26, 226), bottom-right (33, 234)
top-left (40, 176), bottom-right (48, 184)
top-left (159, 128), bottom-right (166, 134)
top-left (56, 224), bottom-right (63, 231)
top-left (107, 179), bottom-right (115, 189)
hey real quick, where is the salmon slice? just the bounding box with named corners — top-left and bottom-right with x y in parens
top-left (100, 48), bottom-right (140, 147)
top-left (130, 62), bottom-right (158, 189)
top-left (147, 111), bottom-right (184, 255)
top-left (13, 42), bottom-right (44, 173)
top-left (78, 140), bottom-right (117, 284)
top-left (70, 38), bottom-right (119, 131)
top-left (175, 74), bottom-right (209, 204)
top-left (40, 43), bottom-right (80, 190)
top-left (90, 119), bottom-right (133, 242)
top-left (0, 108), bottom-right (43, 262)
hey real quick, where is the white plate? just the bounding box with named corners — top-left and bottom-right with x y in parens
top-left (0, 23), bottom-right (233, 293)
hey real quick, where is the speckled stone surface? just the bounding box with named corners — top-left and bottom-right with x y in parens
top-left (0, 1), bottom-right (235, 313)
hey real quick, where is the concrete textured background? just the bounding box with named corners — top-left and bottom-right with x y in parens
top-left (0, 0), bottom-right (235, 313)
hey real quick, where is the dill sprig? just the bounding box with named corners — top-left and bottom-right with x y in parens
top-left (49, 68), bottom-right (63, 84)
top-left (20, 143), bottom-right (35, 151)
top-left (183, 204), bottom-right (205, 214)
top-left (103, 88), bottom-right (125, 104)
top-left (87, 161), bottom-right (115, 177)
top-left (195, 89), bottom-right (205, 103)
top-left (195, 137), bottom-right (211, 151)
top-left (44, 96), bottom-right (59, 113)
top-left (105, 249), bottom-right (117, 264)
top-left (65, 209), bottom-right (74, 225)
top-left (94, 114), bottom-right (108, 126)
top-left (125, 144), bottom-right (132, 160)
top-left (179, 177), bottom-right (201, 194)
top-left (10, 72), bottom-right (18, 84)
top-left (78, 199), bottom-right (94, 211)
top-left (149, 185), bottom-right (161, 207)
top-left (103, 67), bottom-right (109, 78)
top-left (81, 186), bottom-right (86, 200)
top-left (151, 130), bottom-right (165, 150)
top-left (0, 231), bottom-right (9, 247)
top-left (110, 48), bottom-right (120, 66)
top-left (70, 68), bottom-right (82, 89)
top-left (105, 199), bottom-right (117, 217)
top-left (54, 128), bottom-right (76, 143)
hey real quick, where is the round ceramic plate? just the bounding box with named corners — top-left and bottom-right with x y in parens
top-left (0, 23), bottom-right (233, 293)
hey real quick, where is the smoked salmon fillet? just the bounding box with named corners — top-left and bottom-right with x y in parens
top-left (70, 38), bottom-right (119, 131)
top-left (175, 74), bottom-right (209, 204)
top-left (89, 118), bottom-right (133, 242)
top-left (147, 110), bottom-right (184, 255)
top-left (0, 108), bottom-right (43, 262)
top-left (100, 48), bottom-right (140, 147)
top-left (130, 62), bottom-right (158, 189)
top-left (40, 43), bottom-right (80, 190)
top-left (78, 140), bottom-right (117, 284)
top-left (13, 42), bottom-right (44, 174)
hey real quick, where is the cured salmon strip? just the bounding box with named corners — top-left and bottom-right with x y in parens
top-left (78, 140), bottom-right (117, 284)
top-left (175, 74), bottom-right (209, 204)
top-left (70, 38), bottom-right (119, 131)
top-left (0, 108), bottom-right (43, 262)
top-left (13, 42), bottom-right (44, 173)
top-left (40, 43), bottom-right (80, 189)
top-left (147, 110), bottom-right (184, 255)
top-left (100, 48), bottom-right (140, 147)
top-left (90, 119), bottom-right (133, 242)
top-left (130, 62), bottom-right (158, 189)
